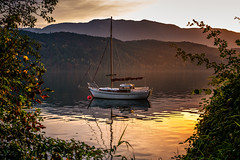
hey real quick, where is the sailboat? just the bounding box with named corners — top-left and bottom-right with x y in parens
top-left (88, 17), bottom-right (151, 100)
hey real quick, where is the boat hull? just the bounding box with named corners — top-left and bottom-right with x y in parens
top-left (88, 87), bottom-right (151, 100)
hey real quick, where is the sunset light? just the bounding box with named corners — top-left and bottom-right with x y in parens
top-left (1, 0), bottom-right (239, 159)
top-left (36, 0), bottom-right (240, 32)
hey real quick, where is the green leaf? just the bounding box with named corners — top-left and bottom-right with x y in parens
top-left (235, 121), bottom-right (240, 127)
top-left (204, 89), bottom-right (212, 95)
top-left (192, 89), bottom-right (202, 95)
top-left (44, 88), bottom-right (54, 92)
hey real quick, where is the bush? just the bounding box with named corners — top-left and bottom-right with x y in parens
top-left (175, 20), bottom-right (240, 159)
top-left (0, 1), bottom-right (107, 159)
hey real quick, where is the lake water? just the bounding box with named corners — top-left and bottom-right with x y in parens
top-left (39, 71), bottom-right (211, 159)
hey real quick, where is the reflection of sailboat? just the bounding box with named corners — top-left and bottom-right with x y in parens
top-left (88, 17), bottom-right (151, 100)
top-left (89, 99), bottom-right (150, 111)
top-left (88, 99), bottom-right (143, 159)
top-left (88, 98), bottom-right (150, 159)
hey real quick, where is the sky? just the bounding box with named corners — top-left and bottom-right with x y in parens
top-left (36, 0), bottom-right (240, 32)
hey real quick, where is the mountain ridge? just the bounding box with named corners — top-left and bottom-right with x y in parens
top-left (23, 18), bottom-right (240, 48)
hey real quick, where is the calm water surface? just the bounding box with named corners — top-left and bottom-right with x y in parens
top-left (39, 71), bottom-right (211, 159)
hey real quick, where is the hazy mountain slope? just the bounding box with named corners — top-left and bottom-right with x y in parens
top-left (21, 31), bottom-right (220, 72)
top-left (23, 19), bottom-right (240, 48)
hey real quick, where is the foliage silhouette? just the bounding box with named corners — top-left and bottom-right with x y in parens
top-left (174, 20), bottom-right (240, 159)
top-left (0, 0), bottom-right (110, 159)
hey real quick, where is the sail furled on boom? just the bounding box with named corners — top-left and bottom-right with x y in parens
top-left (111, 77), bottom-right (143, 82)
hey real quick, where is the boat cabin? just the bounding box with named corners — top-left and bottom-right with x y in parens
top-left (119, 84), bottom-right (135, 90)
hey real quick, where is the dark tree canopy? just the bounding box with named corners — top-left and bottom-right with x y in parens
top-left (0, 0), bottom-right (58, 28)
top-left (0, 0), bottom-right (58, 114)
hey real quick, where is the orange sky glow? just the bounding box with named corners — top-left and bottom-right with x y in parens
top-left (36, 0), bottom-right (240, 32)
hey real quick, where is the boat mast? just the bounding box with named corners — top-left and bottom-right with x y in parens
top-left (110, 17), bottom-right (113, 88)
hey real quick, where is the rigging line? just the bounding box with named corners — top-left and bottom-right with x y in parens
top-left (114, 41), bottom-right (122, 76)
top-left (88, 72), bottom-right (93, 84)
top-left (92, 40), bottom-right (109, 82)
top-left (76, 104), bottom-right (101, 147)
top-left (82, 114), bottom-right (102, 148)
top-left (92, 111), bottom-right (108, 149)
top-left (79, 63), bottom-right (92, 87)
top-left (144, 64), bottom-right (147, 86)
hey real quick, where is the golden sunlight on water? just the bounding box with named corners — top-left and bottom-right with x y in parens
top-left (40, 71), bottom-right (210, 159)
top-left (41, 108), bottom-right (200, 159)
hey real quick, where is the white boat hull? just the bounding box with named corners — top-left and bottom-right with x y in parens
top-left (88, 87), bottom-right (151, 100)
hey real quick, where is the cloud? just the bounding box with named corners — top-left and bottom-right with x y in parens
top-left (35, 0), bottom-right (155, 27)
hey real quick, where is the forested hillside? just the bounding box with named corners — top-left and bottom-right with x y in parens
top-left (22, 31), bottom-right (220, 72)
